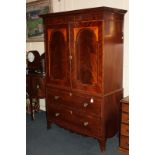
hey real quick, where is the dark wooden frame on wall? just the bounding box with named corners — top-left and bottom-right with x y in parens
top-left (26, 0), bottom-right (52, 42)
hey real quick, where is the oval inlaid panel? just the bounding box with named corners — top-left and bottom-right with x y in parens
top-left (76, 29), bottom-right (97, 84)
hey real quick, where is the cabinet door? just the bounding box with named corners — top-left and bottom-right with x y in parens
top-left (71, 21), bottom-right (103, 93)
top-left (46, 24), bottom-right (69, 89)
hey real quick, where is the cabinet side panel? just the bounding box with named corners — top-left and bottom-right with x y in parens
top-left (103, 19), bottom-right (124, 94)
top-left (103, 90), bottom-right (123, 138)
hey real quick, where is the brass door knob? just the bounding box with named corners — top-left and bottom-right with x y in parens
top-left (69, 55), bottom-right (72, 60)
top-left (90, 97), bottom-right (94, 103)
top-left (36, 84), bottom-right (40, 89)
top-left (83, 102), bottom-right (89, 107)
top-left (54, 96), bottom-right (60, 100)
top-left (83, 122), bottom-right (89, 127)
top-left (55, 113), bottom-right (60, 117)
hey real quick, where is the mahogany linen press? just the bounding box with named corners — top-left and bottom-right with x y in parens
top-left (41, 6), bottom-right (127, 151)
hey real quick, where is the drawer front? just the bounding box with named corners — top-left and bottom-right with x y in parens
top-left (47, 103), bottom-right (102, 137)
top-left (120, 135), bottom-right (129, 150)
top-left (122, 103), bottom-right (129, 113)
top-left (121, 113), bottom-right (129, 124)
top-left (121, 124), bottom-right (129, 136)
top-left (46, 90), bottom-right (102, 117)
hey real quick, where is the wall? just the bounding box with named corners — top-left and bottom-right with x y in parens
top-left (26, 0), bottom-right (129, 110)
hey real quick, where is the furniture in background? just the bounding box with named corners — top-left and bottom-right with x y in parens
top-left (26, 51), bottom-right (45, 120)
top-left (41, 6), bottom-right (127, 151)
top-left (119, 96), bottom-right (129, 154)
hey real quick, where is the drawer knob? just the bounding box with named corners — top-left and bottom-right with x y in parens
top-left (54, 96), bottom-right (60, 100)
top-left (90, 97), bottom-right (94, 103)
top-left (36, 84), bottom-right (40, 89)
top-left (55, 113), bottom-right (60, 117)
top-left (83, 102), bottom-right (89, 107)
top-left (69, 92), bottom-right (72, 96)
top-left (83, 122), bottom-right (89, 127)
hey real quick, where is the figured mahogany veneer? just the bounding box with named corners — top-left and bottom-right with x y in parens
top-left (41, 6), bottom-right (127, 151)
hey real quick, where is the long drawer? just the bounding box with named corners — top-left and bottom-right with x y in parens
top-left (47, 103), bottom-right (102, 137)
top-left (46, 90), bottom-right (102, 117)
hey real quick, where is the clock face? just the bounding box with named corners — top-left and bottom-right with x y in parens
top-left (27, 52), bottom-right (35, 62)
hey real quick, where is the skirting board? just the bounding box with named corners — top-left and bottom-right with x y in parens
top-left (39, 99), bottom-right (46, 111)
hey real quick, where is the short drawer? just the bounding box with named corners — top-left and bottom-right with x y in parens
top-left (121, 113), bottom-right (129, 124)
top-left (121, 124), bottom-right (129, 136)
top-left (122, 103), bottom-right (129, 113)
top-left (46, 90), bottom-right (102, 117)
top-left (120, 135), bottom-right (129, 150)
